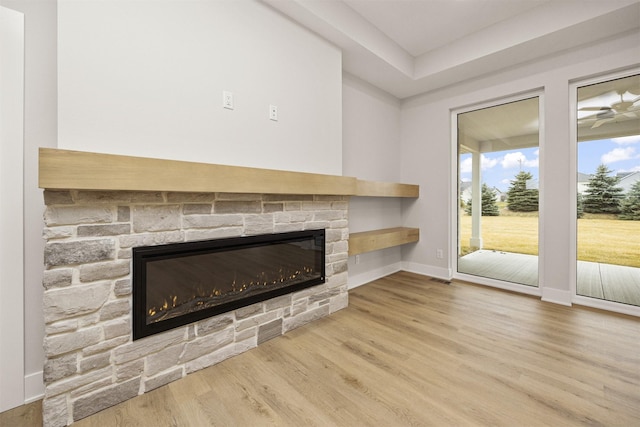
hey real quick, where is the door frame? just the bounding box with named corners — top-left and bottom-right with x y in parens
top-left (570, 68), bottom-right (640, 317)
top-left (450, 90), bottom-right (544, 296)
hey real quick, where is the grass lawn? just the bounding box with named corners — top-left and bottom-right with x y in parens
top-left (459, 210), bottom-right (640, 268)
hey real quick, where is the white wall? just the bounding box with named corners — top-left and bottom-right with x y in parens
top-left (342, 74), bottom-right (405, 287)
top-left (57, 0), bottom-right (342, 175)
top-left (0, 0), bottom-right (57, 408)
top-left (400, 30), bottom-right (640, 302)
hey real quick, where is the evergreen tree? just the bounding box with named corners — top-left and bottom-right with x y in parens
top-left (465, 183), bottom-right (500, 216)
top-left (582, 164), bottom-right (624, 214)
top-left (619, 180), bottom-right (640, 220)
top-left (577, 193), bottom-right (584, 219)
top-left (506, 171), bottom-right (538, 212)
top-left (482, 184), bottom-right (500, 216)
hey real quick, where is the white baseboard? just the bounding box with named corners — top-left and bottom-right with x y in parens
top-left (401, 261), bottom-right (452, 281)
top-left (348, 262), bottom-right (402, 289)
top-left (24, 371), bottom-right (44, 404)
top-left (541, 287), bottom-right (572, 306)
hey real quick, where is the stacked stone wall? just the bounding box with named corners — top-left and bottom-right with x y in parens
top-left (42, 190), bottom-right (349, 427)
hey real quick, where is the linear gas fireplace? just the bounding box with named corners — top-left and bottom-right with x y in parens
top-left (133, 229), bottom-right (326, 340)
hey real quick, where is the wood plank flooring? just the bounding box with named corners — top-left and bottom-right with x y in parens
top-left (3, 271), bottom-right (639, 426)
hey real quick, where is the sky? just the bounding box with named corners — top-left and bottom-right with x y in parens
top-left (460, 134), bottom-right (640, 192)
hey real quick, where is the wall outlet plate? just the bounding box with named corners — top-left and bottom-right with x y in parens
top-left (223, 91), bottom-right (234, 110)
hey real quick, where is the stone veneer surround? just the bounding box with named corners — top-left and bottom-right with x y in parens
top-left (41, 190), bottom-right (349, 427)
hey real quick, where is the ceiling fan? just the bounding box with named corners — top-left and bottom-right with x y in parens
top-left (578, 90), bottom-right (640, 128)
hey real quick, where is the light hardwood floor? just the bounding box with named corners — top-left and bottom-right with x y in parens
top-left (3, 271), bottom-right (639, 426)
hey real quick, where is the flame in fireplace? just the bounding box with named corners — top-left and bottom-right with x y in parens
top-left (147, 265), bottom-right (317, 323)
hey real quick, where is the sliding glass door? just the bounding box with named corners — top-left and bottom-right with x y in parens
top-left (457, 97), bottom-right (540, 287)
top-left (576, 74), bottom-right (640, 307)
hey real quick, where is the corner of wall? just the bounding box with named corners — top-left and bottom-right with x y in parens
top-left (401, 261), bottom-right (452, 282)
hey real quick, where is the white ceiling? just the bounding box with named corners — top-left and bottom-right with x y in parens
top-left (263, 0), bottom-right (640, 99)
top-left (343, 0), bottom-right (551, 57)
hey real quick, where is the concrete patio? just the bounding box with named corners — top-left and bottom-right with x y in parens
top-left (458, 250), bottom-right (640, 307)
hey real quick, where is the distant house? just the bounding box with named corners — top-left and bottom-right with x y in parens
top-left (577, 172), bottom-right (592, 194)
top-left (618, 171), bottom-right (640, 194)
top-left (460, 181), bottom-right (472, 204)
top-left (578, 171), bottom-right (640, 195)
top-left (459, 181), bottom-right (505, 203)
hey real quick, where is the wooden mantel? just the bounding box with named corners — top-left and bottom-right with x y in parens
top-left (38, 148), bottom-right (419, 197)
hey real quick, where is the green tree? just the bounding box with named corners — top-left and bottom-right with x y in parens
top-left (583, 164), bottom-right (624, 214)
top-left (465, 183), bottom-right (500, 216)
top-left (506, 171), bottom-right (538, 212)
top-left (577, 193), bottom-right (584, 219)
top-left (619, 180), bottom-right (640, 220)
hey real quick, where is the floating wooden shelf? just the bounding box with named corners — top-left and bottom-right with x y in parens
top-left (354, 180), bottom-right (419, 198)
top-left (348, 227), bottom-right (419, 256)
top-left (38, 148), bottom-right (419, 198)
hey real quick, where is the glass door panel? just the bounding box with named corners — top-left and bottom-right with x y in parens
top-left (576, 74), bottom-right (640, 307)
top-left (457, 97), bottom-right (539, 286)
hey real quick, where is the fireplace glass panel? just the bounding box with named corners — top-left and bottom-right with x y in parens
top-left (133, 230), bottom-right (325, 340)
